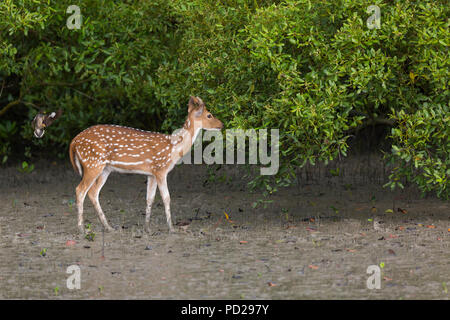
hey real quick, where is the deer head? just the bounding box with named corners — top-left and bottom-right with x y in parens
top-left (187, 96), bottom-right (223, 132)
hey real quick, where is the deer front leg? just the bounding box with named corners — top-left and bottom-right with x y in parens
top-left (76, 168), bottom-right (103, 234)
top-left (145, 175), bottom-right (157, 233)
top-left (88, 168), bottom-right (114, 232)
top-left (156, 175), bottom-right (175, 233)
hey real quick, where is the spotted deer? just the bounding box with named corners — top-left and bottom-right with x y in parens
top-left (69, 96), bottom-right (223, 233)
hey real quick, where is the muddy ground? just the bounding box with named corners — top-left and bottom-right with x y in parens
top-left (0, 159), bottom-right (448, 299)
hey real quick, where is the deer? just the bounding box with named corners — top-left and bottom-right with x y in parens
top-left (31, 109), bottom-right (63, 138)
top-left (69, 96), bottom-right (223, 234)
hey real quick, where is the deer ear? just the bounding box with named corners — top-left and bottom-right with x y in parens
top-left (194, 105), bottom-right (204, 118)
top-left (188, 96), bottom-right (197, 113)
top-left (195, 96), bottom-right (204, 106)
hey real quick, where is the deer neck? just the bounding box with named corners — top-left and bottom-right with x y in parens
top-left (171, 117), bottom-right (202, 162)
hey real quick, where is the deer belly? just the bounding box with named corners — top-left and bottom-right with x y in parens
top-left (106, 160), bottom-right (152, 175)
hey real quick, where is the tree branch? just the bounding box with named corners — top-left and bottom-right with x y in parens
top-left (0, 99), bottom-right (21, 117)
top-left (346, 117), bottom-right (395, 134)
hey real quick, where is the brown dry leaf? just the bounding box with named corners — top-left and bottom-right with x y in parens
top-left (397, 208), bottom-right (407, 214)
top-left (66, 240), bottom-right (76, 246)
top-left (426, 225), bottom-right (436, 229)
top-left (388, 249), bottom-right (396, 256)
top-left (175, 220), bottom-right (190, 226)
top-left (267, 282), bottom-right (277, 287)
top-left (17, 233), bottom-right (30, 237)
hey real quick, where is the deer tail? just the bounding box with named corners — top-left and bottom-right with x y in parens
top-left (69, 141), bottom-right (83, 176)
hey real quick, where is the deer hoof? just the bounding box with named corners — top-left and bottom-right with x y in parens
top-left (104, 226), bottom-right (115, 232)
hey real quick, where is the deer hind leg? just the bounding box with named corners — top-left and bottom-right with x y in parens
top-left (156, 175), bottom-right (175, 233)
top-left (76, 166), bottom-right (104, 234)
top-left (87, 167), bottom-right (114, 232)
top-left (145, 175), bottom-right (157, 233)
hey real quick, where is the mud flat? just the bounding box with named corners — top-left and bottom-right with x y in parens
top-left (0, 161), bottom-right (448, 299)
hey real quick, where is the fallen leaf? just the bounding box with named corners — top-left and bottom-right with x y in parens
top-left (239, 240), bottom-right (248, 244)
top-left (397, 226), bottom-right (405, 231)
top-left (65, 240), bottom-right (76, 246)
top-left (175, 220), bottom-right (190, 226)
top-left (426, 225), bottom-right (436, 229)
top-left (346, 248), bottom-right (357, 253)
top-left (306, 227), bottom-right (317, 232)
top-left (397, 208), bottom-right (407, 214)
top-left (371, 207), bottom-right (378, 213)
top-left (267, 282), bottom-right (277, 287)
top-left (388, 234), bottom-right (398, 238)
top-left (16, 233), bottom-right (30, 237)
top-left (383, 276), bottom-right (393, 281)
top-left (385, 209), bottom-right (394, 213)
top-left (308, 265), bottom-right (319, 270)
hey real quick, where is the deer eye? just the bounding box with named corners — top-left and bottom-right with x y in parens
top-left (207, 114), bottom-right (212, 119)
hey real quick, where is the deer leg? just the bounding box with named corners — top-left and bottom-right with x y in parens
top-left (87, 168), bottom-right (114, 232)
top-left (145, 175), bottom-right (157, 233)
top-left (76, 167), bottom-right (103, 234)
top-left (156, 175), bottom-right (175, 233)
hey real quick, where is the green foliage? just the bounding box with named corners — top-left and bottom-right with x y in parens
top-left (0, 0), bottom-right (448, 198)
top-left (17, 160), bottom-right (35, 173)
top-left (387, 104), bottom-right (449, 198)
